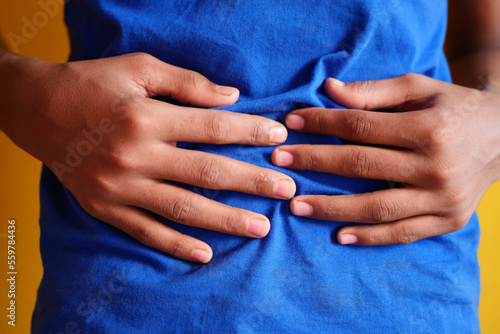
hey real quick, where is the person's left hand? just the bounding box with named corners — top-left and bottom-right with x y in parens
top-left (272, 73), bottom-right (500, 246)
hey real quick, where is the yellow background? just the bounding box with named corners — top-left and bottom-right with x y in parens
top-left (0, 1), bottom-right (499, 333)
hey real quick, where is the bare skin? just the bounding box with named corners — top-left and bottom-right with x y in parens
top-left (271, 0), bottom-right (500, 246)
top-left (1, 1), bottom-right (499, 262)
top-left (272, 74), bottom-right (500, 245)
top-left (0, 52), bottom-right (296, 263)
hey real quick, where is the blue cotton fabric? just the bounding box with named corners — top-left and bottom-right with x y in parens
top-left (32, 1), bottom-right (481, 333)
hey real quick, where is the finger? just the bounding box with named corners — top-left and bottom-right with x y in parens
top-left (289, 188), bottom-right (429, 224)
top-left (324, 74), bottom-right (440, 111)
top-left (283, 107), bottom-right (419, 149)
top-left (148, 146), bottom-right (296, 199)
top-left (148, 99), bottom-right (288, 145)
top-left (336, 214), bottom-right (463, 246)
top-left (272, 145), bottom-right (421, 184)
top-left (130, 180), bottom-right (272, 239)
top-left (104, 205), bottom-right (213, 263)
top-left (130, 53), bottom-right (239, 107)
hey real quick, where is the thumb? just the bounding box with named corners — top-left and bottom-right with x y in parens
top-left (324, 73), bottom-right (434, 111)
top-left (133, 53), bottom-right (239, 108)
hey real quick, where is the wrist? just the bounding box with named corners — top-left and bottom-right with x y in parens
top-left (0, 53), bottom-right (51, 145)
top-left (0, 53), bottom-right (28, 133)
top-left (0, 49), bottom-right (18, 70)
top-left (0, 52), bottom-right (21, 134)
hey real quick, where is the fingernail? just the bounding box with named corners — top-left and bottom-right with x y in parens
top-left (215, 84), bottom-right (239, 96)
top-left (274, 179), bottom-right (295, 199)
top-left (292, 201), bottom-right (313, 216)
top-left (328, 77), bottom-right (345, 87)
top-left (286, 114), bottom-right (305, 130)
top-left (191, 249), bottom-right (211, 263)
top-left (247, 218), bottom-right (269, 238)
top-left (338, 234), bottom-right (358, 245)
top-left (274, 150), bottom-right (294, 167)
top-left (270, 125), bottom-right (287, 144)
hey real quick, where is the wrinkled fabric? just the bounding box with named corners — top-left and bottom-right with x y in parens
top-left (32, 1), bottom-right (480, 333)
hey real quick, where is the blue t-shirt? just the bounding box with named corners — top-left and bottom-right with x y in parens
top-left (32, 1), bottom-right (480, 333)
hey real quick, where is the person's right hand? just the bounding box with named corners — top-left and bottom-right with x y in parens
top-left (0, 52), bottom-right (296, 263)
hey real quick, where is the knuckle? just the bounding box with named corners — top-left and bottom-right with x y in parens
top-left (249, 121), bottom-right (263, 144)
top-left (118, 102), bottom-right (150, 135)
top-left (312, 110), bottom-right (329, 132)
top-left (133, 224), bottom-right (160, 247)
top-left (368, 196), bottom-right (398, 223)
top-left (108, 149), bottom-right (138, 171)
top-left (251, 171), bottom-right (270, 195)
top-left (419, 111), bottom-right (451, 150)
top-left (82, 167), bottom-right (126, 200)
top-left (92, 175), bottom-right (117, 197)
top-left (401, 72), bottom-right (420, 83)
top-left (206, 114), bottom-right (230, 143)
top-left (164, 195), bottom-right (195, 223)
top-left (426, 159), bottom-right (456, 188)
top-left (112, 98), bottom-right (135, 119)
top-left (195, 156), bottom-right (222, 187)
top-left (79, 197), bottom-right (104, 218)
top-left (399, 73), bottom-right (432, 110)
top-left (427, 126), bottom-right (447, 150)
top-left (324, 205), bottom-right (337, 219)
top-left (345, 147), bottom-right (371, 177)
top-left (401, 73), bottom-right (426, 92)
top-left (353, 79), bottom-right (373, 97)
top-left (182, 69), bottom-right (206, 94)
top-left (448, 214), bottom-right (469, 232)
top-left (126, 53), bottom-right (156, 75)
top-left (111, 96), bottom-right (135, 118)
top-left (130, 52), bottom-right (153, 63)
top-left (419, 124), bottom-right (442, 150)
top-left (441, 188), bottom-right (468, 211)
top-left (431, 106), bottom-right (450, 125)
top-left (344, 113), bottom-right (374, 141)
top-left (301, 151), bottom-right (318, 170)
top-left (219, 212), bottom-right (240, 233)
top-left (427, 168), bottom-right (448, 188)
top-left (394, 225), bottom-right (419, 245)
top-left (365, 232), bottom-right (384, 245)
top-left (167, 238), bottom-right (186, 258)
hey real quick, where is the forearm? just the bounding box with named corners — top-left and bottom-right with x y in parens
top-left (0, 43), bottom-right (14, 134)
top-left (0, 44), bottom-right (23, 135)
top-left (0, 29), bottom-right (20, 133)
top-left (0, 43), bottom-right (41, 147)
